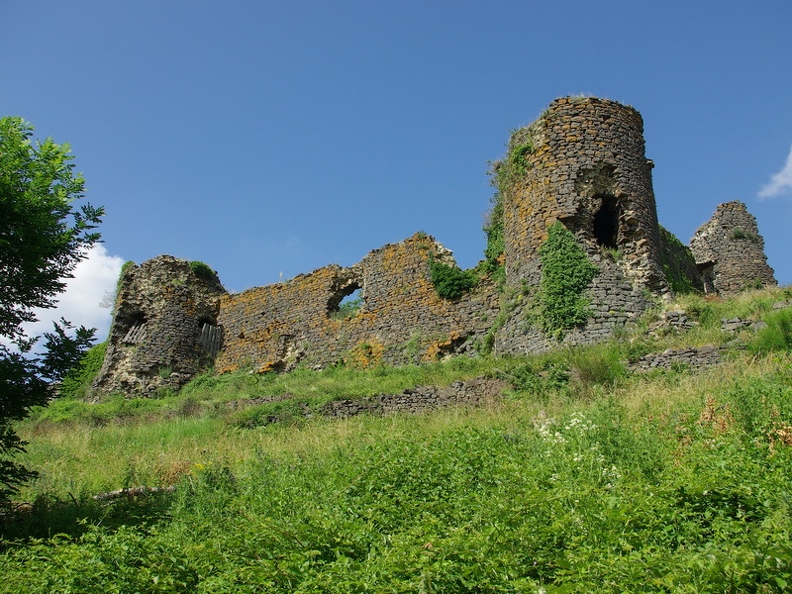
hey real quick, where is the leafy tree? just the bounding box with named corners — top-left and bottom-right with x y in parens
top-left (0, 116), bottom-right (103, 505)
top-left (39, 318), bottom-right (98, 383)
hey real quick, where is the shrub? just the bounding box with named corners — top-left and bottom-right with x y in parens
top-left (189, 261), bottom-right (216, 281)
top-left (567, 343), bottom-right (627, 392)
top-left (58, 342), bottom-right (107, 399)
top-left (537, 222), bottom-right (598, 337)
top-left (750, 308), bottom-right (792, 354)
top-left (429, 260), bottom-right (477, 300)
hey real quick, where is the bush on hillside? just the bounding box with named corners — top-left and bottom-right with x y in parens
top-left (58, 342), bottom-right (107, 399)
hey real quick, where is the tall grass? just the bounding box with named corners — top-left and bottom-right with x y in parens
top-left (3, 353), bottom-right (791, 591)
top-left (2, 288), bottom-right (792, 591)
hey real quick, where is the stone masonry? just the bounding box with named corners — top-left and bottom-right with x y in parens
top-left (93, 97), bottom-right (777, 396)
top-left (214, 233), bottom-right (499, 374)
top-left (501, 96), bottom-right (667, 293)
top-left (690, 200), bottom-right (777, 295)
top-left (495, 97), bottom-right (665, 354)
top-left (92, 257), bottom-right (226, 396)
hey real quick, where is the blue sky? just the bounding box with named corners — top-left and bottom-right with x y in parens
top-left (2, 0), bottom-right (791, 341)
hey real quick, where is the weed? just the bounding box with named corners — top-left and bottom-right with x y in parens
top-left (750, 307), bottom-right (792, 354)
top-left (189, 260), bottom-right (216, 281)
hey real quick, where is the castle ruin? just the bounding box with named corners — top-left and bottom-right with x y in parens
top-left (92, 97), bottom-right (777, 396)
top-left (690, 200), bottom-right (777, 296)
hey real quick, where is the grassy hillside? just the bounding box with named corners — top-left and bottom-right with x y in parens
top-left (1, 288), bottom-right (791, 592)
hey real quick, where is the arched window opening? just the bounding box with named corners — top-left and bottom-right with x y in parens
top-left (328, 284), bottom-right (363, 320)
top-left (593, 194), bottom-right (621, 249)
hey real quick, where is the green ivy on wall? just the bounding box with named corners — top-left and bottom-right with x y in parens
top-left (658, 226), bottom-right (700, 295)
top-left (537, 222), bottom-right (599, 338)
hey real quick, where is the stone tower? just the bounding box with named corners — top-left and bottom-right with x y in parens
top-left (690, 201), bottom-right (777, 295)
top-left (500, 96), bottom-right (667, 292)
top-left (495, 97), bottom-right (668, 353)
top-left (92, 256), bottom-right (226, 396)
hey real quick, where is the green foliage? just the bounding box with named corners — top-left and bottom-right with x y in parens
top-left (6, 288), bottom-right (792, 591)
top-left (482, 193), bottom-right (505, 284)
top-left (55, 342), bottom-right (106, 400)
top-left (5, 355), bottom-right (792, 591)
top-left (0, 117), bottom-right (103, 340)
top-left (658, 225), bottom-right (700, 295)
top-left (481, 127), bottom-right (537, 289)
top-left (0, 116), bottom-right (103, 506)
top-left (429, 259), bottom-right (477, 300)
top-left (730, 227), bottom-right (758, 242)
top-left (567, 343), bottom-right (628, 391)
top-left (537, 222), bottom-right (599, 337)
top-left (750, 307), bottom-right (792, 354)
top-left (38, 319), bottom-right (97, 383)
top-left (330, 290), bottom-right (363, 320)
top-left (189, 260), bottom-right (216, 281)
top-left (117, 260), bottom-right (135, 289)
top-left (491, 130), bottom-right (535, 192)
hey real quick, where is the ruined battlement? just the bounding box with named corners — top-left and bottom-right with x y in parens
top-left (92, 97), bottom-right (777, 396)
top-left (690, 200), bottom-right (777, 296)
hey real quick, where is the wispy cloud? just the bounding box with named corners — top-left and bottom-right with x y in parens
top-left (758, 144), bottom-right (792, 199)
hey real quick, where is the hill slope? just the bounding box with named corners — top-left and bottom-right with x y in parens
top-left (1, 288), bottom-right (792, 592)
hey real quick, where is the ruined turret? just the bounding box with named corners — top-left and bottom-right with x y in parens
top-left (690, 201), bottom-right (777, 295)
top-left (92, 256), bottom-right (226, 396)
top-left (495, 96), bottom-right (667, 353)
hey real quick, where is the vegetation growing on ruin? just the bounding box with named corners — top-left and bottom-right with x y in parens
top-left (481, 126), bottom-right (537, 287)
top-left (117, 261), bottom-right (135, 288)
top-left (658, 225), bottom-right (700, 295)
top-left (537, 222), bottom-right (599, 337)
top-left (429, 258), bottom-right (477, 300)
top-left (729, 227), bottom-right (759, 243)
top-left (482, 193), bottom-right (505, 285)
top-left (189, 261), bottom-right (216, 282)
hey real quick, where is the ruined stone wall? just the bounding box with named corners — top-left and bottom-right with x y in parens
top-left (690, 201), bottom-right (777, 296)
top-left (92, 256), bottom-right (226, 396)
top-left (92, 97), bottom-right (779, 398)
top-left (214, 234), bottom-right (500, 373)
top-left (495, 256), bottom-right (655, 355)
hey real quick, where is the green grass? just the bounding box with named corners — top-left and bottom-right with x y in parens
top-left (2, 288), bottom-right (792, 592)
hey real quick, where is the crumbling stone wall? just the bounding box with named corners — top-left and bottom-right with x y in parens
top-left (214, 234), bottom-right (499, 373)
top-left (690, 200), bottom-right (777, 295)
top-left (92, 256), bottom-right (226, 396)
top-left (495, 256), bottom-right (655, 355)
top-left (93, 98), bottom-right (779, 397)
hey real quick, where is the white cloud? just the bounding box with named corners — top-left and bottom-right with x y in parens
top-left (758, 144), bottom-right (792, 199)
top-left (19, 244), bottom-right (125, 345)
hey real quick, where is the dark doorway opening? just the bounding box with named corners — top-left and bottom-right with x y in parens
top-left (593, 194), bottom-right (621, 249)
